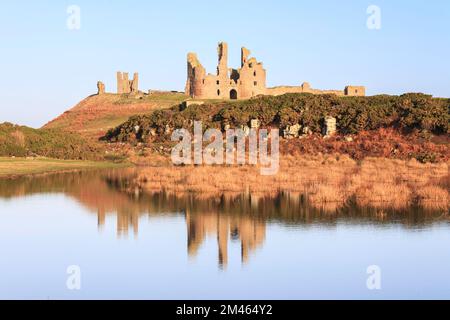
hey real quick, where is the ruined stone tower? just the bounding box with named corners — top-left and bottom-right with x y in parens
top-left (97, 81), bottom-right (105, 95)
top-left (117, 72), bottom-right (139, 94)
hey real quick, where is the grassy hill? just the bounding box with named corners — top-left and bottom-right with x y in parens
top-left (43, 92), bottom-right (188, 139)
top-left (0, 122), bottom-right (104, 160)
top-left (104, 93), bottom-right (450, 162)
top-left (5, 92), bottom-right (448, 164)
top-left (106, 93), bottom-right (449, 140)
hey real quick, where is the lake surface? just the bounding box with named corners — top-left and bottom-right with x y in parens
top-left (0, 169), bottom-right (449, 300)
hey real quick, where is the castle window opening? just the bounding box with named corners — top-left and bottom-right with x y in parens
top-left (217, 89), bottom-right (220, 96)
top-left (230, 89), bottom-right (238, 100)
top-left (254, 81), bottom-right (257, 86)
top-left (254, 71), bottom-right (257, 77)
top-left (217, 80), bottom-right (220, 85)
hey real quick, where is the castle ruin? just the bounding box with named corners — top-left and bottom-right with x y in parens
top-left (186, 42), bottom-right (266, 100)
top-left (117, 71), bottom-right (139, 94)
top-left (185, 42), bottom-right (365, 100)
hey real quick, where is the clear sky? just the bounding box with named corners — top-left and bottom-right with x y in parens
top-left (1, 0), bottom-right (449, 128)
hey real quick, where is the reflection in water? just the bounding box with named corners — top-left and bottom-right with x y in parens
top-left (0, 169), bottom-right (448, 269)
top-left (186, 211), bottom-right (265, 268)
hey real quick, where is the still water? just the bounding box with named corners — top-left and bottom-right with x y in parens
top-left (0, 169), bottom-right (449, 300)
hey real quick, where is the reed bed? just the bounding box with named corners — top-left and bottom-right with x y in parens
top-left (133, 155), bottom-right (449, 211)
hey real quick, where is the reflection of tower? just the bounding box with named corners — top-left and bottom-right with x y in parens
top-left (186, 211), bottom-right (266, 269)
top-left (217, 215), bottom-right (229, 269)
top-left (116, 210), bottom-right (139, 237)
top-left (97, 208), bottom-right (105, 229)
top-left (236, 219), bottom-right (265, 264)
top-left (186, 209), bottom-right (205, 257)
top-left (117, 211), bottom-right (128, 237)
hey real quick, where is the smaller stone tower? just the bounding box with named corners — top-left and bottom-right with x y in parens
top-left (97, 81), bottom-right (105, 95)
top-left (117, 72), bottom-right (139, 94)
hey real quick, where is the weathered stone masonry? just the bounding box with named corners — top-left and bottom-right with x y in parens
top-left (117, 71), bottom-right (139, 94)
top-left (185, 42), bottom-right (366, 100)
top-left (185, 42), bottom-right (267, 100)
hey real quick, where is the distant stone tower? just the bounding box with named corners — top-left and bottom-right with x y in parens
top-left (97, 81), bottom-right (105, 95)
top-left (117, 72), bottom-right (139, 94)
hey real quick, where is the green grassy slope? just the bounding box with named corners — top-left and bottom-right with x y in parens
top-left (0, 122), bottom-right (104, 160)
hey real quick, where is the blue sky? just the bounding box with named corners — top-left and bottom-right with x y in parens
top-left (0, 0), bottom-right (449, 128)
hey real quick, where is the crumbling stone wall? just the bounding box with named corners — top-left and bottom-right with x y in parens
top-left (117, 72), bottom-right (139, 94)
top-left (267, 82), bottom-right (365, 97)
top-left (344, 86), bottom-right (365, 96)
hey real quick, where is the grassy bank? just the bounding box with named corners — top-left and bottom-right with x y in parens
top-left (0, 122), bottom-right (104, 160)
top-left (0, 157), bottom-right (130, 178)
top-left (130, 155), bottom-right (449, 211)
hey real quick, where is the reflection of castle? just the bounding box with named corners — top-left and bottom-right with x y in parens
top-left (186, 211), bottom-right (265, 269)
top-left (3, 170), bottom-right (441, 271)
top-left (97, 208), bottom-right (140, 237)
top-left (97, 208), bottom-right (266, 268)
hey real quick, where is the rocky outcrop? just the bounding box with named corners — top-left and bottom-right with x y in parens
top-left (323, 117), bottom-right (337, 137)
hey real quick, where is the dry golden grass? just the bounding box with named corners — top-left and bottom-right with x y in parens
top-left (133, 155), bottom-right (449, 210)
top-left (0, 157), bottom-right (129, 178)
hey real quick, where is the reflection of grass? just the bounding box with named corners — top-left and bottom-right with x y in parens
top-left (0, 157), bottom-right (130, 178)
